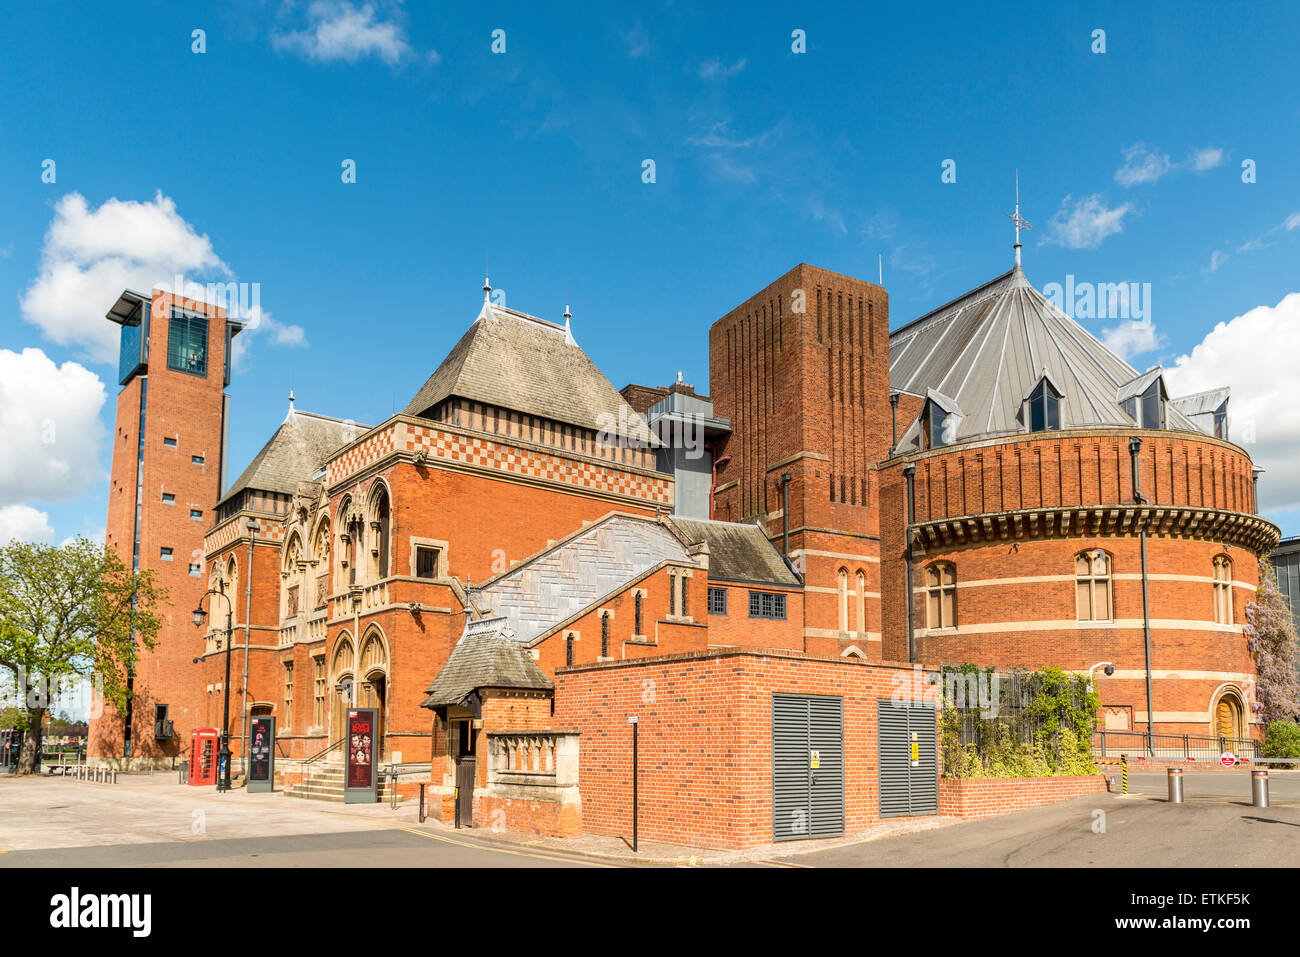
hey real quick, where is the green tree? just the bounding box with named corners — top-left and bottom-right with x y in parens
top-left (0, 537), bottom-right (166, 775)
top-left (1244, 562), bottom-right (1300, 725)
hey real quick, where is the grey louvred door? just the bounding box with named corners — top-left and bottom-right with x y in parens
top-left (878, 699), bottom-right (938, 817)
top-left (772, 694), bottom-right (844, 842)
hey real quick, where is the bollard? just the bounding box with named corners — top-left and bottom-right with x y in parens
top-left (1121, 754), bottom-right (1128, 795)
top-left (418, 783), bottom-right (426, 824)
top-left (1252, 769), bottom-right (1269, 808)
top-left (1167, 767), bottom-right (1184, 803)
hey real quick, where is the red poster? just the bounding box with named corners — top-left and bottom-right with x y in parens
top-left (346, 710), bottom-right (374, 789)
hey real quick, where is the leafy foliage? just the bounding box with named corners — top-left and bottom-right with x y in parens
top-left (1244, 562), bottom-right (1300, 725)
top-left (1261, 720), bottom-right (1300, 759)
top-left (941, 664), bottom-right (1098, 778)
top-left (0, 537), bottom-right (167, 773)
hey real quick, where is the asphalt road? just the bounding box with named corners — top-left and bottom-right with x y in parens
top-left (779, 771), bottom-right (1300, 867)
top-left (3, 770), bottom-right (1295, 868)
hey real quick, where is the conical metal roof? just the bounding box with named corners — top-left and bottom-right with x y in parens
top-left (889, 264), bottom-right (1201, 449)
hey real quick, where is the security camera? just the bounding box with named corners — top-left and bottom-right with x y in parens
top-left (1104, 664), bottom-right (1114, 676)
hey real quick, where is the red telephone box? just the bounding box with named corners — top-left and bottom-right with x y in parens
top-left (189, 728), bottom-right (219, 786)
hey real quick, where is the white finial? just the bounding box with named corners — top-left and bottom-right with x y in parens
top-left (483, 275), bottom-right (491, 300)
top-left (285, 389), bottom-right (296, 422)
top-left (677, 370), bottom-right (684, 383)
top-left (1007, 169), bottom-right (1033, 268)
top-left (563, 303), bottom-right (576, 346)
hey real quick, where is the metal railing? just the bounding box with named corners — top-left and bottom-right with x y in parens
top-left (1093, 730), bottom-right (1257, 762)
top-left (379, 761), bottom-right (434, 809)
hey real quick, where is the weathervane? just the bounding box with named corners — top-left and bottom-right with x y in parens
top-left (1007, 170), bottom-right (1033, 267)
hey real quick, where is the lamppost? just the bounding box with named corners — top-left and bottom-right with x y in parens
top-left (192, 580), bottom-right (235, 792)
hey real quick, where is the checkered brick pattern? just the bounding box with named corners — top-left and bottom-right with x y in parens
top-left (328, 421), bottom-right (671, 505)
top-left (405, 425), bottom-right (672, 504)
top-left (326, 426), bottom-right (398, 485)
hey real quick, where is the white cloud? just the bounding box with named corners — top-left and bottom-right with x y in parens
top-left (0, 349), bottom-right (107, 507)
top-left (1165, 292), bottom-right (1300, 514)
top-left (1209, 250), bottom-right (1229, 272)
top-left (1285, 212), bottom-right (1300, 232)
top-left (1115, 143), bottom-right (1174, 186)
top-left (890, 242), bottom-right (935, 278)
top-left (1044, 194), bottom-right (1133, 249)
top-left (0, 506), bottom-right (54, 546)
top-left (1101, 318), bottom-right (1164, 360)
top-left (21, 192), bottom-right (228, 363)
top-left (699, 58), bottom-right (747, 79)
top-left (1191, 147), bottom-right (1225, 172)
top-left (702, 153), bottom-right (757, 186)
top-left (273, 1), bottom-right (412, 65)
top-left (230, 305), bottom-right (308, 372)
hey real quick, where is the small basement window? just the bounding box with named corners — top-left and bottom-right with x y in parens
top-left (192, 454), bottom-right (205, 465)
top-left (160, 547), bottom-right (174, 561)
top-left (163, 436), bottom-right (177, 447)
top-left (161, 492), bottom-right (175, 505)
top-left (190, 509), bottom-right (203, 521)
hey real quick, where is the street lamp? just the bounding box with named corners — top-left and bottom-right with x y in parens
top-left (192, 580), bottom-right (235, 793)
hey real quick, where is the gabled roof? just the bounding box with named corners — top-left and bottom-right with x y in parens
top-left (219, 408), bottom-right (367, 506)
top-left (403, 296), bottom-right (660, 446)
top-left (420, 616), bottom-right (553, 710)
top-left (1172, 387), bottom-right (1230, 417)
top-left (889, 264), bottom-right (1202, 448)
top-left (664, 517), bottom-right (800, 586)
top-left (1116, 367), bottom-right (1166, 403)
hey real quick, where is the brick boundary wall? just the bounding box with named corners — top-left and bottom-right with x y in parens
top-left (555, 647), bottom-right (939, 850)
top-left (938, 774), bottom-right (1107, 820)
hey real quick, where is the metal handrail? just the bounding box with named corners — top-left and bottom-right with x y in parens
top-left (380, 761), bottom-right (435, 810)
top-left (300, 737), bottom-right (346, 767)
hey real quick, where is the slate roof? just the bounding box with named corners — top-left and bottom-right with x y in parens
top-left (889, 264), bottom-right (1204, 449)
top-left (664, 517), bottom-right (800, 586)
top-left (403, 297), bottom-right (660, 446)
top-left (474, 514), bottom-right (695, 644)
top-left (219, 408), bottom-right (367, 506)
top-left (420, 616), bottom-right (553, 710)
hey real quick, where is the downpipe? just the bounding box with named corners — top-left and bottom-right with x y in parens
top-left (904, 461), bottom-right (916, 663)
top-left (1130, 437), bottom-right (1154, 757)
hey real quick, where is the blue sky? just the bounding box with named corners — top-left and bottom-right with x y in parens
top-left (2, 0), bottom-right (1298, 547)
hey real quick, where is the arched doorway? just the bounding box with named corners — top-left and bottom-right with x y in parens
top-left (330, 634), bottom-right (355, 746)
top-left (1211, 686), bottom-right (1246, 741)
top-left (356, 628), bottom-right (390, 759)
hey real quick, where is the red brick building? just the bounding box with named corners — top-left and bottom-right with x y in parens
top-left (89, 251), bottom-right (1276, 846)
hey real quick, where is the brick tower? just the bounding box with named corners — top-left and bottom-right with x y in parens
top-left (709, 264), bottom-right (892, 658)
top-left (89, 287), bottom-right (238, 767)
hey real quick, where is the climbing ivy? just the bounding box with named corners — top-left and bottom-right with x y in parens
top-left (940, 664), bottom-right (1098, 778)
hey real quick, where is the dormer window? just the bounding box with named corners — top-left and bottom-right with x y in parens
top-left (1026, 378), bottom-right (1062, 432)
top-left (921, 391), bottom-right (962, 449)
top-left (1119, 370), bottom-right (1168, 430)
top-left (1138, 380), bottom-right (1164, 429)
